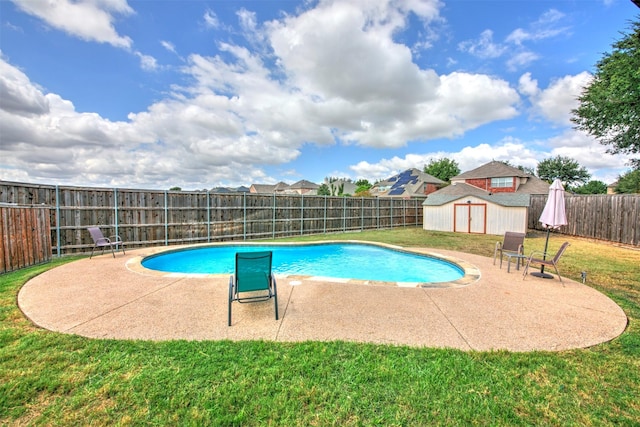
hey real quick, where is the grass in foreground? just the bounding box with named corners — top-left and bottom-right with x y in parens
top-left (1, 229), bottom-right (639, 425)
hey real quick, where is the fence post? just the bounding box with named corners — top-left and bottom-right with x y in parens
top-left (113, 188), bottom-right (119, 239)
top-left (343, 197), bottom-right (346, 232)
top-left (206, 190), bottom-right (211, 243)
top-left (164, 190), bottom-right (168, 246)
top-left (403, 199), bottom-right (407, 226)
top-left (413, 199), bottom-right (416, 226)
top-left (299, 194), bottom-right (303, 235)
top-left (55, 185), bottom-right (61, 257)
top-left (272, 193), bottom-right (276, 240)
top-left (389, 199), bottom-right (393, 228)
top-left (361, 197), bottom-right (364, 231)
top-left (324, 195), bottom-right (327, 234)
top-left (243, 192), bottom-right (247, 240)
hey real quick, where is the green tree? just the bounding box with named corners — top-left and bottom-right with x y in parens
top-left (355, 179), bottom-right (372, 195)
top-left (317, 183), bottom-right (331, 196)
top-left (573, 180), bottom-right (608, 194)
top-left (615, 169), bottom-right (640, 193)
top-left (537, 156), bottom-right (590, 189)
top-left (571, 18), bottom-right (640, 169)
top-left (169, 186), bottom-right (182, 191)
top-left (424, 158), bottom-right (460, 182)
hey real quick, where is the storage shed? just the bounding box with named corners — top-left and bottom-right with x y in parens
top-left (423, 161), bottom-right (549, 235)
top-left (423, 183), bottom-right (531, 235)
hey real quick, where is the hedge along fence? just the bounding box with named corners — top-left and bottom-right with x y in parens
top-left (0, 181), bottom-right (424, 256)
top-left (528, 194), bottom-right (639, 247)
top-left (0, 204), bottom-right (51, 273)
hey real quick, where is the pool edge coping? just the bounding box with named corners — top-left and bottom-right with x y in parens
top-left (127, 240), bottom-right (481, 289)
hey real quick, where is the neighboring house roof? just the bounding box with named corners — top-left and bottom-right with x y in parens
top-left (251, 181), bottom-right (319, 194)
top-left (423, 183), bottom-right (531, 207)
top-left (251, 184), bottom-right (278, 193)
top-left (274, 181), bottom-right (290, 192)
top-left (452, 161), bottom-right (530, 180)
top-left (290, 180), bottom-right (319, 190)
top-left (514, 176), bottom-right (550, 194)
top-left (372, 168), bottom-right (444, 197)
top-left (210, 186), bottom-right (249, 193)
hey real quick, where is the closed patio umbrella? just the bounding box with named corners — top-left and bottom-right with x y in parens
top-left (532, 178), bottom-right (567, 278)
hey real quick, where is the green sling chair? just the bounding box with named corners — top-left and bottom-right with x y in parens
top-left (228, 251), bottom-right (278, 326)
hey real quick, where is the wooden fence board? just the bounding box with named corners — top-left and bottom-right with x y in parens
top-left (529, 194), bottom-right (639, 246)
top-left (0, 205), bottom-right (51, 273)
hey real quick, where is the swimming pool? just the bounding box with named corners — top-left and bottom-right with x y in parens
top-left (141, 242), bottom-right (465, 285)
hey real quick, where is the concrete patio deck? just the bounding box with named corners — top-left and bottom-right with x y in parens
top-left (17, 244), bottom-right (628, 352)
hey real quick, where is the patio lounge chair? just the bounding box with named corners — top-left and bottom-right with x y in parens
top-left (88, 227), bottom-right (126, 259)
top-left (493, 232), bottom-right (526, 270)
top-left (228, 251), bottom-right (278, 326)
top-left (522, 241), bottom-right (571, 283)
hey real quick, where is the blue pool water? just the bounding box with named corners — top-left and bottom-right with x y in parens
top-left (142, 243), bottom-right (464, 284)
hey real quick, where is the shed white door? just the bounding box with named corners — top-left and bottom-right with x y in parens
top-left (454, 203), bottom-right (487, 234)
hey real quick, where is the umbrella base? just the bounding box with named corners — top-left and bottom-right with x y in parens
top-left (530, 272), bottom-right (554, 279)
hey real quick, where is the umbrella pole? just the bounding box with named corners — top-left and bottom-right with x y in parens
top-left (531, 228), bottom-right (554, 279)
top-left (541, 227), bottom-right (550, 273)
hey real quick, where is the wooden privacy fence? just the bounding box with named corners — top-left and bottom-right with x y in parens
top-left (0, 181), bottom-right (424, 256)
top-left (528, 194), bottom-right (639, 246)
top-left (1, 204), bottom-right (52, 273)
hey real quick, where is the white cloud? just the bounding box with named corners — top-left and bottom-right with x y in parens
top-left (11, 0), bottom-right (133, 48)
top-left (454, 140), bottom-right (541, 172)
top-left (547, 129), bottom-right (630, 170)
top-left (506, 9), bottom-right (567, 45)
top-left (460, 8), bottom-right (570, 71)
top-left (0, 56), bottom-right (293, 188)
top-left (520, 71), bottom-right (592, 126)
top-left (0, 54), bottom-right (50, 116)
top-left (458, 29), bottom-right (507, 58)
top-left (506, 51), bottom-right (540, 71)
top-left (9, 0), bottom-right (162, 74)
top-left (135, 51), bottom-right (158, 71)
top-left (267, 2), bottom-right (519, 148)
top-left (204, 9), bottom-right (220, 29)
top-left (536, 72), bottom-right (592, 125)
top-left (161, 40), bottom-right (176, 54)
top-left (517, 72), bottom-right (539, 98)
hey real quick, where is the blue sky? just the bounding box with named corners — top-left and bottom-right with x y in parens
top-left (1, 0), bottom-right (638, 190)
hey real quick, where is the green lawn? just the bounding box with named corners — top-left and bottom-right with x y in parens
top-left (1, 229), bottom-right (639, 425)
